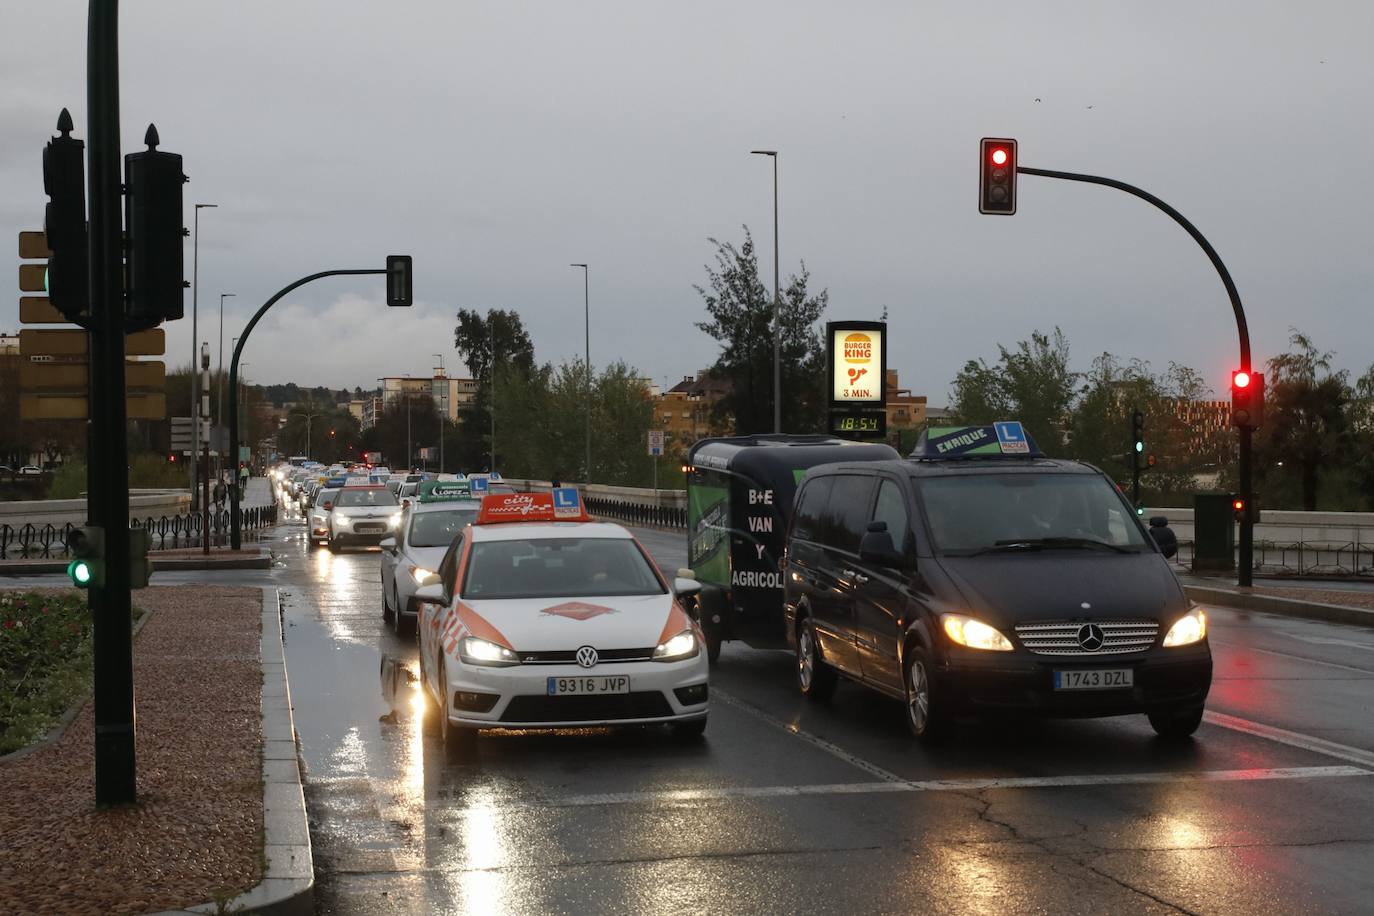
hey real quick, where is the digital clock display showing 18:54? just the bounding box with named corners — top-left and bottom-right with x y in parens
top-left (829, 411), bottom-right (885, 436)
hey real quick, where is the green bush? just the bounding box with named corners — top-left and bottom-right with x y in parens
top-left (46, 462), bottom-right (87, 500)
top-left (129, 452), bottom-right (186, 490)
top-left (0, 591), bottom-right (93, 754)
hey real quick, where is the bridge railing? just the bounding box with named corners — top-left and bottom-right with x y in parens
top-left (0, 504), bottom-right (278, 559)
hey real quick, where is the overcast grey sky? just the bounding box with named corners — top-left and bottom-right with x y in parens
top-left (3, 1), bottom-right (1370, 403)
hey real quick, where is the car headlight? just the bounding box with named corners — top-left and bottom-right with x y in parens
top-left (409, 565), bottom-right (438, 585)
top-left (653, 629), bottom-right (699, 661)
top-left (458, 636), bottom-right (519, 667)
top-left (941, 613), bottom-right (1014, 651)
top-left (389, 512), bottom-right (403, 528)
top-left (1162, 609), bottom-right (1207, 647)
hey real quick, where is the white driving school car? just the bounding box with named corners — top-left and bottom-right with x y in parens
top-left (415, 489), bottom-right (709, 756)
top-left (380, 482), bottom-right (482, 637)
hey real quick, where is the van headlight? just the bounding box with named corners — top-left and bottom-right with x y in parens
top-left (653, 629), bottom-right (699, 661)
top-left (941, 613), bottom-right (1013, 651)
top-left (458, 636), bottom-right (519, 667)
top-left (1162, 609), bottom-right (1207, 647)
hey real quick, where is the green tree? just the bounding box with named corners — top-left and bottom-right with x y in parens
top-left (1254, 330), bottom-right (1352, 511)
top-left (695, 228), bottom-right (828, 435)
top-left (949, 328), bottom-right (1076, 454)
top-left (453, 309), bottom-right (537, 472)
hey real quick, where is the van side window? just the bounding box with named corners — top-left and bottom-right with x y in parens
top-left (822, 475), bottom-right (876, 554)
top-left (872, 479), bottom-right (909, 552)
top-left (791, 477), bottom-right (833, 542)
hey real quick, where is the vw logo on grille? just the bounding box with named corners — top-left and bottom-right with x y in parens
top-left (576, 646), bottom-right (599, 668)
top-left (1076, 624), bottom-right (1105, 652)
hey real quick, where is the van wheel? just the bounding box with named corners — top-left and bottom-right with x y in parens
top-left (904, 647), bottom-right (952, 743)
top-left (1148, 705), bottom-right (1204, 739)
top-left (702, 620), bottom-right (723, 666)
top-left (796, 617), bottom-right (837, 701)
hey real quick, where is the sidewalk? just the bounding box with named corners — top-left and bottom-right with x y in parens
top-left (0, 585), bottom-right (307, 915)
top-left (1181, 576), bottom-right (1374, 628)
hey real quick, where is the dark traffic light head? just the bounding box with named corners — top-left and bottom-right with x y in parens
top-left (1231, 370), bottom-right (1265, 428)
top-left (979, 138), bottom-right (1017, 215)
top-left (43, 109), bottom-right (88, 323)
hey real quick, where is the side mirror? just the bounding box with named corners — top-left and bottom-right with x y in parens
top-left (379, 537), bottom-right (397, 552)
top-left (1148, 519), bottom-right (1178, 559)
top-left (859, 521), bottom-right (903, 568)
top-left (674, 577), bottom-right (703, 597)
top-left (414, 583), bottom-right (445, 605)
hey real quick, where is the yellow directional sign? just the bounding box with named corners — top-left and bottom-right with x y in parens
top-left (19, 360), bottom-right (165, 392)
top-left (19, 327), bottom-right (164, 357)
top-left (19, 296), bottom-right (67, 324)
top-left (18, 231), bottom-right (51, 259)
top-left (20, 392), bottom-right (166, 421)
top-left (19, 263), bottom-right (46, 292)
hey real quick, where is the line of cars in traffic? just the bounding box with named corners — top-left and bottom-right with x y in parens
top-left (276, 418), bottom-right (1214, 756)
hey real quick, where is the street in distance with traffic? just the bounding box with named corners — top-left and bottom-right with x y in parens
top-left (3, 3), bottom-right (1374, 915)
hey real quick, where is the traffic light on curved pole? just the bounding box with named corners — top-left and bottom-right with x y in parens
top-left (1231, 370), bottom-right (1265, 428)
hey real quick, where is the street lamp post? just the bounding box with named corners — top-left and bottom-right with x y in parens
top-left (750, 151), bottom-right (781, 433)
top-left (216, 292), bottom-right (236, 481)
top-left (571, 263), bottom-right (590, 482)
top-left (191, 203), bottom-right (217, 505)
top-left (433, 353), bottom-right (445, 473)
top-left (489, 317), bottom-right (497, 472)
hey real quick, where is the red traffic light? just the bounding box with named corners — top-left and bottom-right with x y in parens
top-left (1232, 498), bottom-right (1245, 511)
top-left (990, 147), bottom-right (1008, 166)
top-left (1233, 371), bottom-right (1251, 389)
top-left (168, 453), bottom-right (177, 463)
top-left (978, 137), bottom-right (1017, 215)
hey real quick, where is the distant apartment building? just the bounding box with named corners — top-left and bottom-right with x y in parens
top-left (884, 369), bottom-right (928, 434)
top-left (0, 334), bottom-right (19, 356)
top-left (1170, 398), bottom-right (1232, 464)
top-left (376, 369), bottom-right (479, 425)
top-left (652, 370), bottom-right (732, 457)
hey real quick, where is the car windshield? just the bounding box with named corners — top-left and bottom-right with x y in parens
top-left (314, 489), bottom-right (340, 507)
top-left (335, 488), bottom-right (398, 508)
top-left (915, 472), bottom-right (1149, 555)
top-left (462, 536), bottom-right (666, 600)
top-left (408, 506), bottom-right (479, 547)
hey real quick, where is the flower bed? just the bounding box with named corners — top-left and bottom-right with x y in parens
top-left (0, 590), bottom-right (139, 755)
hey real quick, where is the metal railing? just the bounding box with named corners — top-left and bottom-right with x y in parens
top-left (585, 497), bottom-right (687, 531)
top-left (0, 504), bottom-right (278, 559)
top-left (1172, 538), bottom-right (1374, 578)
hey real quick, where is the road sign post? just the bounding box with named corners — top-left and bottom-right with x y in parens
top-left (647, 430), bottom-right (664, 494)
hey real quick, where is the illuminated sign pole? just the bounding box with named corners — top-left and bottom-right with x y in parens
top-left (825, 321), bottom-right (887, 440)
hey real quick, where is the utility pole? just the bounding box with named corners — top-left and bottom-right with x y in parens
top-left (216, 292), bottom-right (235, 480)
top-left (489, 316), bottom-right (496, 472)
top-left (190, 202), bottom-right (216, 508)
top-left (433, 353), bottom-right (445, 473)
top-left (750, 150), bottom-right (781, 433)
top-left (571, 264), bottom-right (590, 482)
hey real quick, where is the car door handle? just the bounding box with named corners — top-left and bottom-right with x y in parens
top-left (841, 569), bottom-right (870, 584)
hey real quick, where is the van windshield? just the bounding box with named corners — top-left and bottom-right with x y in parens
top-left (914, 473), bottom-right (1149, 556)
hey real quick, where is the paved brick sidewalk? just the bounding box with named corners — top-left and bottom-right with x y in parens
top-left (0, 586), bottom-right (263, 915)
top-left (1251, 586), bottom-right (1374, 611)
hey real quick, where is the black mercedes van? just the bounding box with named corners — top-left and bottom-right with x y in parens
top-left (782, 423), bottom-right (1211, 742)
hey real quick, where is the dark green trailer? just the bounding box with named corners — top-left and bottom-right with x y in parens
top-left (686, 434), bottom-right (898, 660)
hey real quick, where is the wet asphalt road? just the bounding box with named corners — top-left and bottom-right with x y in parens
top-left (7, 495), bottom-right (1374, 914)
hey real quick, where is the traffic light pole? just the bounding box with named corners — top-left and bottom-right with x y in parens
top-left (1017, 165), bottom-right (1255, 587)
top-left (228, 269), bottom-right (384, 549)
top-left (87, 0), bottom-right (137, 805)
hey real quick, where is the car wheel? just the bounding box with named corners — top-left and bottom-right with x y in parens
top-left (796, 616), bottom-right (837, 702)
top-left (382, 579), bottom-right (394, 623)
top-left (328, 537), bottom-right (340, 553)
top-left (393, 588), bottom-right (414, 637)
top-left (1148, 705), bottom-right (1204, 740)
top-left (438, 663), bottom-right (478, 760)
top-left (904, 645), bottom-right (953, 743)
top-left (670, 717), bottom-right (707, 741)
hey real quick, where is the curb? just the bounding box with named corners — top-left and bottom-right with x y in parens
top-left (150, 587), bottom-right (313, 916)
top-left (0, 553), bottom-right (272, 575)
top-left (1185, 585), bottom-right (1374, 629)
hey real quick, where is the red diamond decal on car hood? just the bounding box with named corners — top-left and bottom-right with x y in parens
top-left (541, 602), bottom-right (617, 621)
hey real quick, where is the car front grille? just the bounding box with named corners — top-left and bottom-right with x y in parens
top-left (500, 691), bottom-right (673, 723)
top-left (1014, 619), bottom-right (1159, 656)
top-left (517, 648), bottom-right (656, 665)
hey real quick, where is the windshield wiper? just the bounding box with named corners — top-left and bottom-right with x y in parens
top-left (983, 536), bottom-right (1132, 554)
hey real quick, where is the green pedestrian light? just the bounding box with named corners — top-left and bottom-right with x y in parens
top-left (68, 559), bottom-right (95, 586)
top-left (65, 526), bottom-right (105, 589)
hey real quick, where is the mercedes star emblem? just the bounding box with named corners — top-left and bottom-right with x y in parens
top-left (1076, 624), bottom-right (1105, 652)
top-left (576, 645), bottom-right (599, 668)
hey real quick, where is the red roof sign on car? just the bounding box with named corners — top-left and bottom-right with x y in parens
top-left (475, 490), bottom-right (590, 524)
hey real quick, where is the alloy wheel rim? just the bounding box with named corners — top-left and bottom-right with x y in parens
top-left (908, 661), bottom-right (929, 732)
top-left (798, 628), bottom-right (815, 690)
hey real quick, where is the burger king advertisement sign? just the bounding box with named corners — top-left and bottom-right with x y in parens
top-left (826, 320), bottom-right (887, 440)
top-left (828, 321), bottom-right (885, 403)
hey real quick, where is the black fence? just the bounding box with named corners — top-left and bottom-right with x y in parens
top-left (584, 497), bottom-right (687, 531)
top-left (0, 504), bottom-right (278, 559)
top-left (1172, 538), bottom-right (1374, 578)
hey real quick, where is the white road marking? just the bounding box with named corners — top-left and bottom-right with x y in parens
top-left (1210, 640), bottom-right (1374, 675)
top-left (1204, 711), bottom-right (1374, 769)
top-left (537, 766), bottom-right (1371, 808)
top-left (711, 687), bottom-right (907, 783)
top-left (1286, 633), bottom-right (1374, 653)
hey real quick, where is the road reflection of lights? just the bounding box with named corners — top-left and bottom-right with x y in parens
top-left (405, 679), bottom-right (426, 795)
top-left (1150, 813), bottom-right (1209, 850)
top-left (458, 787), bottom-right (510, 913)
top-left (314, 548), bottom-right (333, 578)
top-left (928, 843), bottom-right (1013, 914)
